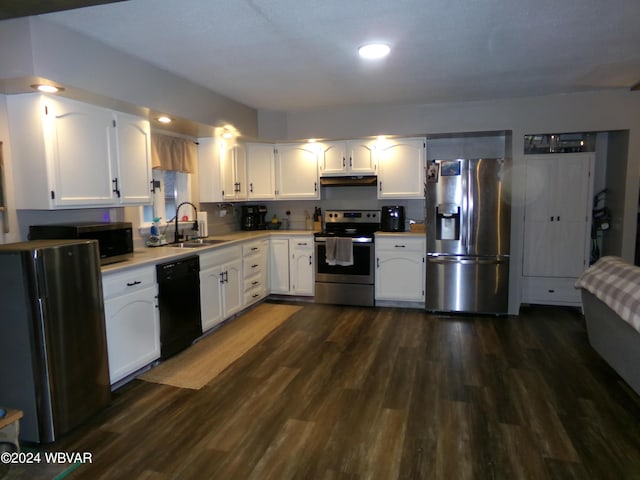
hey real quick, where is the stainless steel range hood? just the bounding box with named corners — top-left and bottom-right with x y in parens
top-left (319, 175), bottom-right (377, 187)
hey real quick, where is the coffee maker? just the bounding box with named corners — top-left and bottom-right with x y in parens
top-left (241, 205), bottom-right (267, 230)
top-left (380, 205), bottom-right (406, 232)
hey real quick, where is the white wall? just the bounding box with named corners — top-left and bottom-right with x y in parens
top-left (0, 96), bottom-right (18, 244)
top-left (0, 17), bottom-right (259, 138)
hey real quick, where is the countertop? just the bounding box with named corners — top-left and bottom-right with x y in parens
top-left (102, 229), bottom-right (426, 275)
top-left (101, 230), bottom-right (315, 275)
top-left (375, 231), bottom-right (425, 238)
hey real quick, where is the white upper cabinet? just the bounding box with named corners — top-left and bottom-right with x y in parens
top-left (114, 112), bottom-right (152, 205)
top-left (246, 142), bottom-right (276, 200)
top-left (376, 137), bottom-right (426, 199)
top-left (198, 137), bottom-right (222, 203)
top-left (275, 143), bottom-right (319, 199)
top-left (7, 94), bottom-right (152, 209)
top-left (221, 143), bottom-right (248, 201)
top-left (319, 139), bottom-right (377, 176)
top-left (9, 94), bottom-right (114, 208)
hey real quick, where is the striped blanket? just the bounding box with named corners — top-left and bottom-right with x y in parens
top-left (575, 256), bottom-right (640, 333)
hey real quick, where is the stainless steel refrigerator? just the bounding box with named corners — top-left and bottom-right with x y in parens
top-left (0, 239), bottom-right (110, 443)
top-left (425, 158), bottom-right (511, 314)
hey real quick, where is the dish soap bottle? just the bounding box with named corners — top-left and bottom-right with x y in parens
top-left (150, 217), bottom-right (161, 236)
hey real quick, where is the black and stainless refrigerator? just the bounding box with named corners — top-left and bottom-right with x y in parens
top-left (0, 239), bottom-right (111, 443)
top-left (425, 158), bottom-right (511, 314)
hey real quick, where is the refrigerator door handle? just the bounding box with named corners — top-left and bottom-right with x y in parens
top-left (427, 255), bottom-right (509, 265)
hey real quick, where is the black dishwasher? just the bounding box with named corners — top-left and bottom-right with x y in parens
top-left (156, 255), bottom-right (202, 360)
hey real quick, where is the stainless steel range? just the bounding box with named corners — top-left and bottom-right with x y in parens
top-left (314, 210), bottom-right (379, 306)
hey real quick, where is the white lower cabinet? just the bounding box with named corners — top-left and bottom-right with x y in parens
top-left (269, 238), bottom-right (291, 294)
top-left (243, 239), bottom-right (268, 306)
top-left (200, 246), bottom-right (243, 331)
top-left (269, 235), bottom-right (314, 296)
top-left (291, 238), bottom-right (314, 295)
top-left (375, 236), bottom-right (425, 302)
top-left (102, 266), bottom-right (160, 385)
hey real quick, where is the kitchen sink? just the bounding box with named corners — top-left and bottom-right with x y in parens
top-left (171, 239), bottom-right (227, 249)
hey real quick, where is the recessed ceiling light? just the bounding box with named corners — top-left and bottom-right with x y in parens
top-left (157, 116), bottom-right (172, 124)
top-left (31, 84), bottom-right (64, 93)
top-left (358, 43), bottom-right (390, 59)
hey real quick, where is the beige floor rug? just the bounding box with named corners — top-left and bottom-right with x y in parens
top-left (139, 302), bottom-right (302, 390)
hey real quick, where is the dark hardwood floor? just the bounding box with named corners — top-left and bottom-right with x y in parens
top-left (51, 303), bottom-right (640, 478)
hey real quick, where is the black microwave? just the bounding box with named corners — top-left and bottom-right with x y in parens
top-left (29, 222), bottom-right (134, 265)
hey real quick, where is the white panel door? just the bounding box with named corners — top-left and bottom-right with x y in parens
top-left (347, 139), bottom-right (376, 174)
top-left (269, 238), bottom-right (290, 294)
top-left (276, 143), bottom-right (319, 199)
top-left (291, 239), bottom-right (314, 295)
top-left (375, 253), bottom-right (425, 301)
top-left (319, 141), bottom-right (346, 175)
top-left (376, 137), bottom-right (425, 199)
top-left (115, 113), bottom-right (152, 205)
top-left (523, 153), bottom-right (593, 278)
top-left (49, 97), bottom-right (116, 206)
top-left (200, 265), bottom-right (225, 332)
top-left (247, 143), bottom-right (276, 200)
top-left (104, 286), bottom-right (160, 384)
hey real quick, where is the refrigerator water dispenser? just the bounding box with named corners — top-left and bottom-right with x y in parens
top-left (435, 204), bottom-right (460, 240)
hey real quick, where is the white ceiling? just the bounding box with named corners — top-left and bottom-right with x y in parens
top-left (41, 0), bottom-right (640, 112)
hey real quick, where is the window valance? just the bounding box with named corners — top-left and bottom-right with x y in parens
top-left (151, 134), bottom-right (196, 173)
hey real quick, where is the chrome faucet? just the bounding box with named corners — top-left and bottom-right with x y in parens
top-left (174, 202), bottom-right (199, 244)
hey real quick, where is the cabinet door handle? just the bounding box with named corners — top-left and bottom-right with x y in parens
top-left (395, 245), bottom-right (406, 248)
top-left (126, 280), bottom-right (141, 286)
top-left (224, 271), bottom-right (229, 283)
top-left (379, 181), bottom-right (383, 192)
top-left (252, 280), bottom-right (259, 285)
top-left (251, 247), bottom-right (259, 251)
top-left (309, 255), bottom-right (312, 265)
top-left (112, 178), bottom-right (121, 198)
top-left (314, 182), bottom-right (317, 192)
top-left (376, 257), bottom-right (380, 268)
top-left (252, 264), bottom-right (259, 268)
top-left (349, 156), bottom-right (353, 168)
top-left (342, 156), bottom-right (346, 168)
top-left (249, 183), bottom-right (253, 193)
top-left (219, 272), bottom-right (225, 284)
top-left (297, 242), bottom-right (308, 246)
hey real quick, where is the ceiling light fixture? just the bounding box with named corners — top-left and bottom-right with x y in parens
top-left (358, 43), bottom-right (390, 60)
top-left (31, 84), bottom-right (64, 93)
top-left (157, 116), bottom-right (172, 124)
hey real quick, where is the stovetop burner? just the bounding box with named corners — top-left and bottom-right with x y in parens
top-left (315, 209), bottom-right (380, 239)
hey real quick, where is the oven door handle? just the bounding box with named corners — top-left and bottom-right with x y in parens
top-left (314, 237), bottom-right (373, 243)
